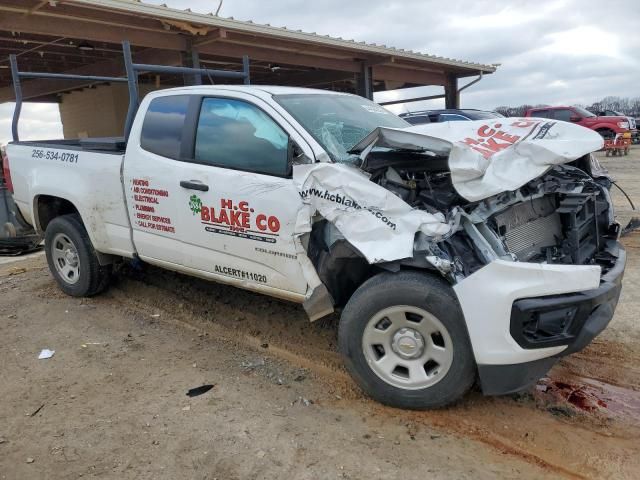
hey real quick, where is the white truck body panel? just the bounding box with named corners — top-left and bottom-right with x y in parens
top-left (453, 259), bottom-right (601, 365)
top-left (121, 88), bottom-right (321, 296)
top-left (7, 145), bottom-right (134, 257)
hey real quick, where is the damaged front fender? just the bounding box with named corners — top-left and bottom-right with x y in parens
top-left (293, 162), bottom-right (454, 265)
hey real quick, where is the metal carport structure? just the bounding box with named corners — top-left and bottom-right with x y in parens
top-left (0, 0), bottom-right (497, 137)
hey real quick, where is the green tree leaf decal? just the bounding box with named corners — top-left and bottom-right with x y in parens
top-left (189, 194), bottom-right (202, 215)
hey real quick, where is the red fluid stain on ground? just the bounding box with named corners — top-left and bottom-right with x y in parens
top-left (536, 376), bottom-right (640, 425)
top-left (579, 377), bottom-right (640, 423)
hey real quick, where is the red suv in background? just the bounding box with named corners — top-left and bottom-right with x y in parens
top-left (524, 106), bottom-right (634, 139)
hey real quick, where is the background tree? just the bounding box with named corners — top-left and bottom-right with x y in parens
top-left (495, 97), bottom-right (640, 117)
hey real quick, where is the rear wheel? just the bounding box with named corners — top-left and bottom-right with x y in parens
top-left (45, 214), bottom-right (111, 297)
top-left (338, 271), bottom-right (476, 409)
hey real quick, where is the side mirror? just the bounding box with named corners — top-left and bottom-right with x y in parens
top-left (287, 139), bottom-right (308, 176)
top-left (569, 115), bottom-right (582, 122)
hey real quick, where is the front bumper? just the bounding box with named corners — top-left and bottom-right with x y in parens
top-left (478, 242), bottom-right (625, 395)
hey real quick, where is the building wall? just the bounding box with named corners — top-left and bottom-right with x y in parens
top-left (59, 83), bottom-right (157, 138)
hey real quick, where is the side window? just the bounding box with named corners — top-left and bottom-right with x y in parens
top-left (439, 114), bottom-right (468, 122)
top-left (553, 109), bottom-right (573, 122)
top-left (195, 98), bottom-right (290, 176)
top-left (140, 95), bottom-right (190, 160)
top-left (532, 109), bottom-right (550, 119)
top-left (405, 115), bottom-right (430, 125)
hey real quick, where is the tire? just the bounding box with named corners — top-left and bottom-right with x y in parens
top-left (44, 214), bottom-right (111, 297)
top-left (338, 271), bottom-right (476, 409)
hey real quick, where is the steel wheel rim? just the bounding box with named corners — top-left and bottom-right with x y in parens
top-left (51, 233), bottom-right (81, 285)
top-left (362, 305), bottom-right (454, 390)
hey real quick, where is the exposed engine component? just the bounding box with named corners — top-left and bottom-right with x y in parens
top-left (492, 197), bottom-right (561, 261)
top-left (361, 150), bottom-right (618, 276)
top-left (364, 150), bottom-right (463, 212)
top-left (345, 151), bottom-right (618, 282)
top-left (480, 167), bottom-right (617, 267)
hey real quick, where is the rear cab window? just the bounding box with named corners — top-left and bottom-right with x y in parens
top-left (438, 114), bottom-right (468, 122)
top-left (404, 115), bottom-right (430, 125)
top-left (140, 95), bottom-right (190, 160)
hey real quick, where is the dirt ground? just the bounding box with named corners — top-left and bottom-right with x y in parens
top-left (1, 147), bottom-right (640, 479)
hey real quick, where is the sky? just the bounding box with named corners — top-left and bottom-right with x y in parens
top-left (2, 0), bottom-right (639, 144)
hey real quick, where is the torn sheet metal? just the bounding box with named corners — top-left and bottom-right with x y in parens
top-left (293, 162), bottom-right (452, 264)
top-left (291, 119), bottom-right (602, 266)
top-left (349, 126), bottom-right (452, 158)
top-left (408, 118), bottom-right (604, 201)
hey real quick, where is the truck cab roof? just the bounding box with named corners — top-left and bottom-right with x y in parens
top-left (146, 85), bottom-right (352, 102)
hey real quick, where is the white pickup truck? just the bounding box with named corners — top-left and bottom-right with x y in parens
top-left (6, 84), bottom-right (625, 409)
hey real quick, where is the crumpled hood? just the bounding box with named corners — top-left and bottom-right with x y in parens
top-left (290, 118), bottom-right (603, 268)
top-left (349, 125), bottom-right (452, 157)
top-left (353, 118), bottom-right (604, 202)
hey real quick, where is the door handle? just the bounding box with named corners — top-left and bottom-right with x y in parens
top-left (180, 180), bottom-right (209, 192)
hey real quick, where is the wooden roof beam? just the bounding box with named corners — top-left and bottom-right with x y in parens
top-left (199, 42), bottom-right (362, 73)
top-left (270, 69), bottom-right (355, 88)
top-left (221, 31), bottom-right (365, 60)
top-left (27, 1), bottom-right (50, 15)
top-left (372, 65), bottom-right (446, 86)
top-left (193, 28), bottom-right (227, 48)
top-left (0, 9), bottom-right (187, 51)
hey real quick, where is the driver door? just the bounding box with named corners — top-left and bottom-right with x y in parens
top-left (175, 94), bottom-right (312, 296)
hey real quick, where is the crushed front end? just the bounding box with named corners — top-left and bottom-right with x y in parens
top-left (358, 143), bottom-right (625, 394)
top-left (296, 118), bottom-right (625, 395)
top-left (446, 161), bottom-right (625, 394)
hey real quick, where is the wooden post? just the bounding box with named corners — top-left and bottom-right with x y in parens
top-left (444, 73), bottom-right (459, 109)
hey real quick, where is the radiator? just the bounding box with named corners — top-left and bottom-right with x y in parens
top-left (493, 197), bottom-right (562, 261)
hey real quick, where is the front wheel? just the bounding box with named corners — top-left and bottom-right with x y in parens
top-left (596, 128), bottom-right (616, 141)
top-left (338, 271), bottom-right (476, 409)
top-left (45, 214), bottom-right (112, 297)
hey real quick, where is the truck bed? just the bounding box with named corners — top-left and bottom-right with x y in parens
top-left (6, 140), bottom-right (134, 258)
top-left (12, 137), bottom-right (126, 154)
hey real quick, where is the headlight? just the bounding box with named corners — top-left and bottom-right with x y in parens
top-left (618, 121), bottom-right (630, 129)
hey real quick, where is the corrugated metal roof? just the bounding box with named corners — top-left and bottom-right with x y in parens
top-left (74, 0), bottom-right (497, 73)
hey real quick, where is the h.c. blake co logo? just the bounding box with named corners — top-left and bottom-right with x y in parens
top-left (189, 196), bottom-right (282, 244)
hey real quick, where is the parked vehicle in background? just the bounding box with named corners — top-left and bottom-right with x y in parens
top-left (400, 109), bottom-right (504, 125)
top-left (595, 110), bottom-right (638, 143)
top-left (525, 106), bottom-right (632, 140)
top-left (596, 109), bottom-right (626, 117)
